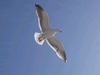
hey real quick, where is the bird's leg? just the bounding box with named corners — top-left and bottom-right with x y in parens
top-left (38, 35), bottom-right (42, 40)
top-left (39, 39), bottom-right (42, 42)
top-left (38, 34), bottom-right (43, 42)
top-left (38, 37), bottom-right (41, 40)
top-left (38, 34), bottom-right (42, 40)
top-left (38, 37), bottom-right (42, 42)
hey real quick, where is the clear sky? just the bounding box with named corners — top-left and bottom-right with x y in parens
top-left (0, 0), bottom-right (100, 75)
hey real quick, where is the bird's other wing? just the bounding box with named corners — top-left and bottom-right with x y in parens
top-left (46, 36), bottom-right (67, 62)
top-left (35, 3), bottom-right (50, 32)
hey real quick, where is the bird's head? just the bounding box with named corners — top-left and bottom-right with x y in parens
top-left (56, 29), bottom-right (62, 33)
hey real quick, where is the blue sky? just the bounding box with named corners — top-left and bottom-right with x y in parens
top-left (0, 0), bottom-right (100, 75)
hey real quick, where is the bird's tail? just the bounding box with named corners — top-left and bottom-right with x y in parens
top-left (34, 32), bottom-right (44, 45)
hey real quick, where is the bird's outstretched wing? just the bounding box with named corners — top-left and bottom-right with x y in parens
top-left (35, 4), bottom-right (50, 32)
top-left (46, 36), bottom-right (67, 62)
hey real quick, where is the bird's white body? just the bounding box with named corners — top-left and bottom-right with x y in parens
top-left (42, 29), bottom-right (58, 39)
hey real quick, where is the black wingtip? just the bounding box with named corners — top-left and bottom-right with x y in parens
top-left (63, 60), bottom-right (67, 63)
top-left (35, 3), bottom-right (43, 10)
top-left (35, 3), bottom-right (38, 7)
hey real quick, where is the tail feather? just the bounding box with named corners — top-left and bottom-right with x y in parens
top-left (34, 32), bottom-right (44, 45)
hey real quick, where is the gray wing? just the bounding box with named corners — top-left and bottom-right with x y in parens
top-left (35, 4), bottom-right (50, 32)
top-left (46, 36), bottom-right (67, 63)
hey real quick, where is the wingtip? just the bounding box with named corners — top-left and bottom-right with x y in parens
top-left (35, 4), bottom-right (43, 10)
top-left (63, 59), bottom-right (67, 63)
top-left (35, 3), bottom-right (38, 7)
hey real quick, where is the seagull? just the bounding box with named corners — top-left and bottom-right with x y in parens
top-left (34, 3), bottom-right (67, 63)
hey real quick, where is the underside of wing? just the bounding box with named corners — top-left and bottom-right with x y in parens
top-left (35, 4), bottom-right (50, 32)
top-left (46, 36), bottom-right (62, 52)
top-left (46, 36), bottom-right (67, 62)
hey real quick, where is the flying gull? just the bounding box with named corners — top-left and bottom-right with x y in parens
top-left (34, 3), bottom-right (67, 63)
